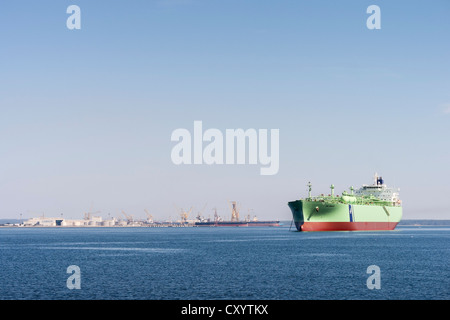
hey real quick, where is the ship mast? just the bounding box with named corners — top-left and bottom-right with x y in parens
top-left (307, 182), bottom-right (312, 199)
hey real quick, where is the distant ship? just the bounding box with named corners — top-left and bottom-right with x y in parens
top-left (288, 174), bottom-right (402, 231)
top-left (195, 220), bottom-right (280, 227)
top-left (246, 220), bottom-right (281, 227)
top-left (195, 202), bottom-right (280, 227)
top-left (194, 220), bottom-right (248, 227)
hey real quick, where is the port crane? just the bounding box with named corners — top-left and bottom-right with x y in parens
top-left (212, 207), bottom-right (220, 223)
top-left (227, 200), bottom-right (240, 221)
top-left (174, 204), bottom-right (193, 223)
top-left (195, 203), bottom-right (208, 221)
top-left (121, 210), bottom-right (134, 224)
top-left (84, 202), bottom-right (100, 220)
top-left (144, 209), bottom-right (153, 223)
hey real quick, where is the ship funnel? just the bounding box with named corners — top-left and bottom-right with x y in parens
top-left (377, 177), bottom-right (384, 186)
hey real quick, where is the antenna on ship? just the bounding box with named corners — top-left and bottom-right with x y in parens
top-left (330, 184), bottom-right (335, 197)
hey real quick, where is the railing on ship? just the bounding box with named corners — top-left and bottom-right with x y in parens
top-left (308, 195), bottom-right (402, 207)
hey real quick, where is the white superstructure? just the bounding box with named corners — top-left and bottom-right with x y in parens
top-left (355, 173), bottom-right (401, 204)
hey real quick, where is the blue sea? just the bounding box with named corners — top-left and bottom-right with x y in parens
top-left (0, 226), bottom-right (448, 300)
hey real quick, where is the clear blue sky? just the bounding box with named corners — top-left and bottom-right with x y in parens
top-left (1, 0), bottom-right (449, 220)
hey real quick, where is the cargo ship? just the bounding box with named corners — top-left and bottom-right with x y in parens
top-left (195, 204), bottom-right (247, 227)
top-left (195, 220), bottom-right (280, 227)
top-left (247, 221), bottom-right (280, 227)
top-left (246, 217), bottom-right (280, 227)
top-left (195, 202), bottom-right (280, 227)
top-left (195, 220), bottom-right (248, 227)
top-left (288, 174), bottom-right (402, 231)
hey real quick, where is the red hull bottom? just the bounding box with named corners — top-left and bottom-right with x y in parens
top-left (298, 221), bottom-right (398, 232)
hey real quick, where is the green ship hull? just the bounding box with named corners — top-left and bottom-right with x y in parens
top-left (288, 200), bottom-right (402, 231)
top-left (288, 176), bottom-right (402, 231)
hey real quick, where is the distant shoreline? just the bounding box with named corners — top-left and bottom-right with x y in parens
top-left (397, 220), bottom-right (450, 226)
top-left (1, 219), bottom-right (450, 227)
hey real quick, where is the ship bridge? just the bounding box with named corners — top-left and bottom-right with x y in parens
top-left (355, 174), bottom-right (400, 205)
